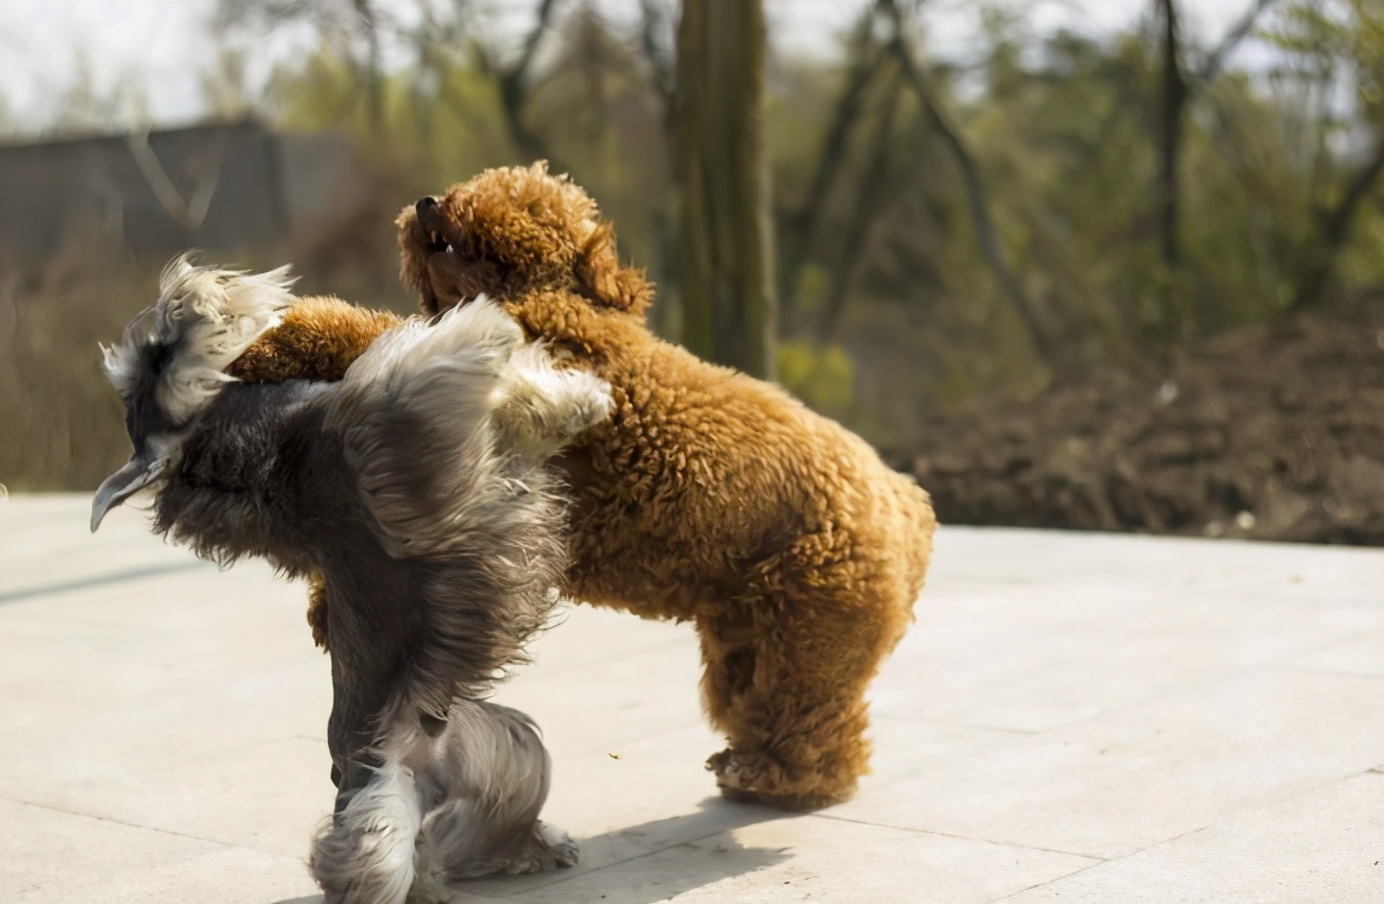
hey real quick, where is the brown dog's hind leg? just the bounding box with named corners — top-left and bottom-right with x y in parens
top-left (696, 609), bottom-right (759, 739)
top-left (699, 543), bottom-right (911, 811)
top-left (306, 574), bottom-right (329, 651)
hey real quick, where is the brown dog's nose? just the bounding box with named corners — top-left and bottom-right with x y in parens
top-left (415, 197), bottom-right (438, 216)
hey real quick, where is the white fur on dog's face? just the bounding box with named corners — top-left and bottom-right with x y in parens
top-left (92, 256), bottom-right (300, 532)
top-left (102, 256), bottom-right (297, 423)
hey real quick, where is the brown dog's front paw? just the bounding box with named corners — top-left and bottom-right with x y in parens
top-left (707, 748), bottom-right (856, 811)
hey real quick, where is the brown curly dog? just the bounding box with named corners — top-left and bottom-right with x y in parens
top-left (228, 163), bottom-right (937, 809)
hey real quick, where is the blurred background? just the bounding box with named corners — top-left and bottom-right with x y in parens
top-left (1, 0), bottom-right (1381, 544)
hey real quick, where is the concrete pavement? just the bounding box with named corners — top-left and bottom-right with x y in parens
top-left (1, 493), bottom-right (1381, 903)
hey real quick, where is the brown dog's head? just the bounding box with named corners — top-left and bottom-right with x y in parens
top-left (396, 162), bottom-right (652, 317)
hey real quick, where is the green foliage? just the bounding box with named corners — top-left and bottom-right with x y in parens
top-left (777, 341), bottom-right (855, 415)
top-left (1270, 0), bottom-right (1384, 125)
top-left (9, 0), bottom-right (1382, 489)
top-left (252, 2), bottom-right (1380, 398)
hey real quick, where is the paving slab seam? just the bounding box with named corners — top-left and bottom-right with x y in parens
top-left (810, 811), bottom-right (1108, 862)
top-left (449, 821), bottom-right (790, 899)
top-left (986, 857), bottom-right (1111, 903)
top-left (1265, 663), bottom-right (1384, 684)
top-left (973, 660), bottom-right (1363, 738)
top-left (990, 769), bottom-right (1384, 903)
top-left (1, 794), bottom-right (253, 851)
top-left (1285, 626), bottom-right (1384, 653)
top-left (981, 793), bottom-right (1334, 904)
top-left (0, 562), bottom-right (215, 605)
top-left (1276, 662), bottom-right (1384, 680)
top-left (1196, 590), bottom-right (1384, 610)
top-left (4, 794), bottom-right (329, 872)
top-left (874, 715), bottom-right (1040, 736)
top-left (469, 812), bottom-right (1043, 900)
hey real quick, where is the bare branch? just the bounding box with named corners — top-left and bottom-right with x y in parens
top-left (1291, 133), bottom-right (1384, 310)
top-left (780, 4), bottom-right (890, 315)
top-left (816, 75), bottom-right (902, 345)
top-left (880, 0), bottom-right (1054, 365)
top-left (124, 130), bottom-right (225, 231)
top-left (638, 0), bottom-right (676, 114)
top-left (1196, 0), bottom-right (1278, 85)
top-left (349, 0), bottom-right (384, 129)
top-left (477, 0), bottom-right (566, 168)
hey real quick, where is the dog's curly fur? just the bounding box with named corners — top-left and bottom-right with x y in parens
top-left (228, 164), bottom-right (938, 809)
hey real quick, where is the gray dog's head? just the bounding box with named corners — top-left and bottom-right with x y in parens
top-left (92, 256), bottom-right (297, 531)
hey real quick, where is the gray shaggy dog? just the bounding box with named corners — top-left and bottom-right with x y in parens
top-left (91, 258), bottom-right (612, 904)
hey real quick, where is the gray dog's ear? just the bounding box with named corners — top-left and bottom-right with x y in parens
top-left (91, 453), bottom-right (163, 532)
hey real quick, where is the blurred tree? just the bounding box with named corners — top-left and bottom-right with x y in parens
top-left (472, 0), bottom-right (567, 171)
top-left (1151, 0), bottom-right (1282, 346)
top-left (778, 2), bottom-right (891, 324)
top-left (50, 49), bottom-right (151, 135)
top-left (882, 0), bottom-right (1056, 367)
top-left (215, 0), bottom-right (390, 131)
top-left (675, 0), bottom-right (777, 379)
top-left (1269, 0), bottom-right (1384, 309)
top-left (15, 0), bottom-right (1384, 474)
top-left (0, 91), bottom-right (14, 139)
top-left (1154, 0), bottom-right (1188, 338)
top-left (201, 47), bottom-right (258, 120)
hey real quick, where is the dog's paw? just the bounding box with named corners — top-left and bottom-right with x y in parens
top-left (560, 374), bottom-right (613, 437)
top-left (537, 820), bottom-right (580, 869)
top-left (708, 748), bottom-right (855, 811)
top-left (498, 821), bottom-right (579, 876)
top-left (406, 871), bottom-right (459, 904)
top-left (438, 822), bottom-right (579, 880)
top-left (707, 747), bottom-right (772, 794)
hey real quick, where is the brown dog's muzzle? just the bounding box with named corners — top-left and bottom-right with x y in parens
top-left (415, 197), bottom-right (449, 250)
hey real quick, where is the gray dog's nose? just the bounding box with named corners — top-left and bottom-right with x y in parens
top-left (416, 197), bottom-right (439, 216)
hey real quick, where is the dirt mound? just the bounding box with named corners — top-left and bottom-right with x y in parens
top-left (904, 298), bottom-right (1384, 545)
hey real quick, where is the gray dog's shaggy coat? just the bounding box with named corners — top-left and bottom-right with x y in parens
top-left (92, 258), bottom-right (611, 903)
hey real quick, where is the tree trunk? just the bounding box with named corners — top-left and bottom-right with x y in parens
top-left (1149, 0), bottom-right (1194, 350)
top-left (350, 0), bottom-right (384, 132)
top-left (675, 0), bottom-right (777, 379)
top-left (1157, 0), bottom-right (1187, 273)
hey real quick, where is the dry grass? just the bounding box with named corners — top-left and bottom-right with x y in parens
top-left (0, 248), bottom-right (159, 492)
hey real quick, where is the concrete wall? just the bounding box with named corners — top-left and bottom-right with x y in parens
top-left (0, 119), bottom-right (360, 272)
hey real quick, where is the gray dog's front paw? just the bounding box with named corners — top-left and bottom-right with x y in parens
top-left (564, 376), bottom-right (614, 437)
top-left (536, 820), bottom-right (580, 869)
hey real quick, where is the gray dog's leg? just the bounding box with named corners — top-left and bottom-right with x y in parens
top-left (413, 700), bottom-right (578, 884)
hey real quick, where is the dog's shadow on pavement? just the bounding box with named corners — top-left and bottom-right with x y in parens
top-left (271, 795), bottom-right (792, 904)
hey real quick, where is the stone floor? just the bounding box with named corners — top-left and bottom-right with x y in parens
top-left (1, 492), bottom-right (1381, 903)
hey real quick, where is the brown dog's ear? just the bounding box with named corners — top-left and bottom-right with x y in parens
top-left (576, 223), bottom-right (653, 314)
